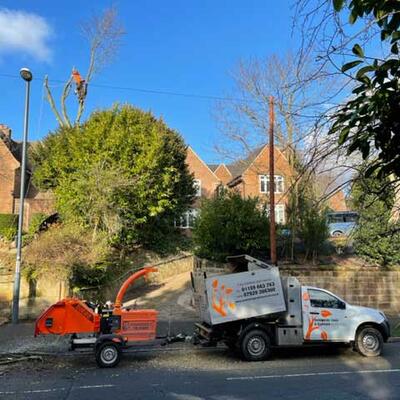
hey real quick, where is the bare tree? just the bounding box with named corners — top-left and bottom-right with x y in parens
top-left (44, 6), bottom-right (125, 128)
top-left (213, 51), bottom-right (360, 258)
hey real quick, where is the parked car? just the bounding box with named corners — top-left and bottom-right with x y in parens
top-left (327, 211), bottom-right (358, 237)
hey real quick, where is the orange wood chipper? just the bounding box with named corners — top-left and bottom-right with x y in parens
top-left (35, 267), bottom-right (183, 367)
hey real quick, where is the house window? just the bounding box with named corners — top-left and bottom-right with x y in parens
top-left (275, 204), bottom-right (285, 224)
top-left (266, 204), bottom-right (286, 224)
top-left (193, 179), bottom-right (201, 197)
top-left (176, 209), bottom-right (199, 229)
top-left (259, 175), bottom-right (284, 194)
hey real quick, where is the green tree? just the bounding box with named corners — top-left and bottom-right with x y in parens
top-left (351, 171), bottom-right (400, 266)
top-left (330, 0), bottom-right (400, 178)
top-left (192, 192), bottom-right (269, 262)
top-left (31, 104), bottom-right (195, 248)
top-left (298, 200), bottom-right (329, 263)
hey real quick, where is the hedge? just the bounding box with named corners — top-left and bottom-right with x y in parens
top-left (0, 213), bottom-right (18, 241)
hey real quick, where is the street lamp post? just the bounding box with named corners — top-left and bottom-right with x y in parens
top-left (12, 68), bottom-right (33, 324)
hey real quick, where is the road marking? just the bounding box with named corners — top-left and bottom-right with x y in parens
top-left (0, 384), bottom-right (115, 396)
top-left (226, 368), bottom-right (400, 381)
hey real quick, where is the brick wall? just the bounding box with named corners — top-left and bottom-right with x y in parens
top-left (0, 140), bottom-right (19, 214)
top-left (279, 265), bottom-right (400, 315)
top-left (241, 146), bottom-right (293, 207)
top-left (0, 267), bottom-right (68, 319)
top-left (186, 147), bottom-right (220, 201)
top-left (214, 164), bottom-right (233, 186)
top-left (193, 257), bottom-right (400, 315)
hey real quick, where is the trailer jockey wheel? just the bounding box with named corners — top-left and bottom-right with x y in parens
top-left (95, 342), bottom-right (122, 368)
top-left (240, 329), bottom-right (272, 361)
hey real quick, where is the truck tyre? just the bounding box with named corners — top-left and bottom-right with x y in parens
top-left (356, 326), bottom-right (383, 357)
top-left (240, 329), bottom-right (272, 361)
top-left (95, 342), bottom-right (122, 368)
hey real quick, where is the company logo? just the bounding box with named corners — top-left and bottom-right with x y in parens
top-left (211, 279), bottom-right (235, 317)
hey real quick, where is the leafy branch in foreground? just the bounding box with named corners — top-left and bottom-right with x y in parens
top-left (330, 1), bottom-right (400, 178)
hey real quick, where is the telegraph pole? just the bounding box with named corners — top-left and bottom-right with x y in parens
top-left (269, 96), bottom-right (277, 265)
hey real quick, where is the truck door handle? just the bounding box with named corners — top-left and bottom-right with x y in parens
top-left (310, 312), bottom-right (319, 315)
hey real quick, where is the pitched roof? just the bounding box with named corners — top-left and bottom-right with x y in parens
top-left (226, 146), bottom-right (265, 178)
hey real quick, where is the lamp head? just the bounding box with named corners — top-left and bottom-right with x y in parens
top-left (20, 68), bottom-right (32, 82)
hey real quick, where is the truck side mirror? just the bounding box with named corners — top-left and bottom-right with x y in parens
top-left (339, 301), bottom-right (346, 310)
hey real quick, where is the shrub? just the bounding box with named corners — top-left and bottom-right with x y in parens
top-left (0, 214), bottom-right (18, 241)
top-left (28, 213), bottom-right (48, 235)
top-left (298, 203), bottom-right (329, 262)
top-left (23, 224), bottom-right (110, 289)
top-left (351, 172), bottom-right (400, 266)
top-left (192, 192), bottom-right (269, 262)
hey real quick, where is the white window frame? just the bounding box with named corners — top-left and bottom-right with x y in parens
top-left (259, 175), bottom-right (284, 194)
top-left (175, 209), bottom-right (199, 229)
top-left (193, 179), bottom-right (202, 197)
top-left (275, 204), bottom-right (285, 224)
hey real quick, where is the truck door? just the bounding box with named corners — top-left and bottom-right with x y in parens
top-left (301, 287), bottom-right (348, 342)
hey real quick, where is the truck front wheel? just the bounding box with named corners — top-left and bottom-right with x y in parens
top-left (240, 329), bottom-right (272, 361)
top-left (356, 326), bottom-right (383, 357)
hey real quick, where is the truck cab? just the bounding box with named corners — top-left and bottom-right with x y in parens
top-left (193, 255), bottom-right (390, 361)
top-left (300, 285), bottom-right (390, 353)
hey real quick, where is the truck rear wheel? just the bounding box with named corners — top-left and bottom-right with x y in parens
top-left (95, 342), bottom-right (122, 368)
top-left (240, 329), bottom-right (272, 361)
top-left (356, 326), bottom-right (383, 357)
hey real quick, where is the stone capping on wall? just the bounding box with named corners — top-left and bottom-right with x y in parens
top-left (193, 257), bottom-right (400, 315)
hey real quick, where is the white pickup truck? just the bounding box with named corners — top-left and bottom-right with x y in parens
top-left (192, 255), bottom-right (390, 361)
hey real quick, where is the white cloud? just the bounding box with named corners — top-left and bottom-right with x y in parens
top-left (0, 8), bottom-right (53, 62)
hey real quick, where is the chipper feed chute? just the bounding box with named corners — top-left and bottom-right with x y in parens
top-left (34, 298), bottom-right (100, 336)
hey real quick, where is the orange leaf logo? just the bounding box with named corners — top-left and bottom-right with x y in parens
top-left (211, 281), bottom-right (235, 317)
top-left (303, 292), bottom-right (310, 301)
top-left (321, 310), bottom-right (332, 318)
top-left (320, 331), bottom-right (328, 341)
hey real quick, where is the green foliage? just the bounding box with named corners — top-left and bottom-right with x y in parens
top-left (28, 213), bottom-right (48, 235)
top-left (351, 171), bottom-right (400, 266)
top-left (298, 202), bottom-right (330, 262)
top-left (30, 104), bottom-right (195, 249)
top-left (0, 214), bottom-right (18, 241)
top-left (192, 192), bottom-right (269, 262)
top-left (331, 0), bottom-right (400, 178)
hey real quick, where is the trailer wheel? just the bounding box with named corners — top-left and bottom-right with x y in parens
top-left (95, 342), bottom-right (121, 368)
top-left (356, 326), bottom-right (383, 357)
top-left (240, 329), bottom-right (271, 361)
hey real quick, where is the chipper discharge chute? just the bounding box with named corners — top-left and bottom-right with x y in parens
top-left (34, 267), bottom-right (159, 367)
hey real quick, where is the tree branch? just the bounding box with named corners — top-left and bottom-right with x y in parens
top-left (44, 76), bottom-right (64, 128)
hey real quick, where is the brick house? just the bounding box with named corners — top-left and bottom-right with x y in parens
top-left (182, 144), bottom-right (347, 228)
top-left (0, 124), bottom-right (55, 228)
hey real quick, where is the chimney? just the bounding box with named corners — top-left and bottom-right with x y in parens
top-left (0, 124), bottom-right (12, 140)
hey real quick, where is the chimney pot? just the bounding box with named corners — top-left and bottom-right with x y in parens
top-left (0, 124), bottom-right (11, 139)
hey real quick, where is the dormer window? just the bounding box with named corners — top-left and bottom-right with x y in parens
top-left (193, 179), bottom-right (201, 197)
top-left (259, 175), bottom-right (284, 194)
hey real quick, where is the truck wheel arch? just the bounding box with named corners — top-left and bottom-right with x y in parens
top-left (355, 322), bottom-right (389, 342)
top-left (238, 322), bottom-right (274, 344)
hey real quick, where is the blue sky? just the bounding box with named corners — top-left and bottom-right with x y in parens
top-left (0, 1), bottom-right (294, 163)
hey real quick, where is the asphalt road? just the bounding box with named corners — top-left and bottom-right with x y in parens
top-left (1, 342), bottom-right (400, 400)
